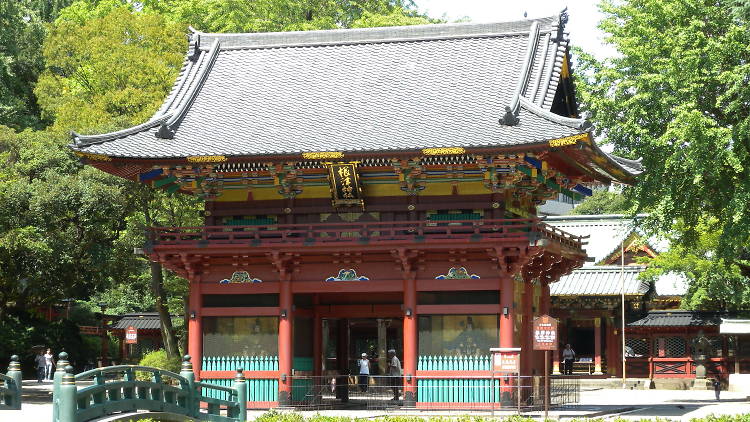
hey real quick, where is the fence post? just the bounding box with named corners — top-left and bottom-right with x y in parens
top-left (7, 355), bottom-right (21, 409)
top-left (52, 352), bottom-right (70, 422)
top-left (180, 355), bottom-right (196, 417)
top-left (234, 368), bottom-right (247, 422)
top-left (58, 365), bottom-right (76, 422)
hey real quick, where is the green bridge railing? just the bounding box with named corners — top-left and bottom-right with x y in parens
top-left (0, 355), bottom-right (21, 410)
top-left (53, 353), bottom-right (247, 422)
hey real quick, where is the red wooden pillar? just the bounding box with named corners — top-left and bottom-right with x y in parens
top-left (313, 296), bottom-right (322, 377)
top-left (540, 281), bottom-right (550, 315)
top-left (553, 317), bottom-right (562, 374)
top-left (522, 281), bottom-right (533, 376)
top-left (188, 280), bottom-right (202, 380)
top-left (500, 275), bottom-right (514, 348)
top-left (499, 273), bottom-right (515, 403)
top-left (278, 275), bottom-right (293, 405)
top-left (403, 273), bottom-right (417, 406)
top-left (594, 317), bottom-right (603, 374)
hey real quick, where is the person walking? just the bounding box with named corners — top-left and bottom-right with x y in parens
top-left (713, 378), bottom-right (721, 401)
top-left (387, 349), bottom-right (401, 401)
top-left (44, 348), bottom-right (55, 381)
top-left (358, 353), bottom-right (371, 392)
top-left (562, 344), bottom-right (576, 375)
top-left (34, 350), bottom-right (46, 383)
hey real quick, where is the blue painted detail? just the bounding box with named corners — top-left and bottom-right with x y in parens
top-left (573, 184), bottom-right (593, 196)
top-left (139, 168), bottom-right (163, 182)
top-left (523, 156), bottom-right (542, 169)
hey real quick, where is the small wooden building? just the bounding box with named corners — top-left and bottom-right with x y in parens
top-left (111, 313), bottom-right (165, 361)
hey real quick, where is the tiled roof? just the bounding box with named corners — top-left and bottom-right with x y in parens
top-left (66, 12), bottom-right (640, 178)
top-left (551, 265), bottom-right (649, 296)
top-left (112, 313), bottom-right (174, 330)
top-left (546, 215), bottom-right (650, 267)
top-left (628, 310), bottom-right (726, 327)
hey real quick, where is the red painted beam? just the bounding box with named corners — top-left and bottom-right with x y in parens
top-left (201, 283), bottom-right (280, 294)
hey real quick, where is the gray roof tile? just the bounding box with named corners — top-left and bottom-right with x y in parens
top-left (628, 310), bottom-right (726, 327)
top-left (69, 15), bottom-right (598, 159)
top-left (551, 265), bottom-right (649, 296)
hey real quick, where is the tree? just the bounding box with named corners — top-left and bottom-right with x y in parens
top-left (35, 7), bottom-right (185, 132)
top-left (139, 0), bottom-right (431, 32)
top-left (640, 218), bottom-right (750, 310)
top-left (576, 0), bottom-right (750, 257)
top-left (569, 189), bottom-right (635, 215)
top-left (0, 127), bottom-right (134, 319)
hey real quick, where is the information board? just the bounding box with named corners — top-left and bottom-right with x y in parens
top-left (125, 326), bottom-right (138, 344)
top-left (532, 314), bottom-right (558, 351)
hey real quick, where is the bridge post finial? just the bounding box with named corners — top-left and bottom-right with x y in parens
top-left (234, 368), bottom-right (247, 421)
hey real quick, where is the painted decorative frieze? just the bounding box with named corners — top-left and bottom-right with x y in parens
top-left (325, 269), bottom-right (370, 282)
top-left (219, 271), bottom-right (262, 284)
top-left (435, 267), bottom-right (480, 280)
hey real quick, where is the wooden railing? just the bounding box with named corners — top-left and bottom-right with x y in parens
top-left (626, 357), bottom-right (734, 379)
top-left (149, 218), bottom-right (584, 252)
top-left (52, 354), bottom-right (247, 422)
top-left (0, 355), bottom-right (21, 410)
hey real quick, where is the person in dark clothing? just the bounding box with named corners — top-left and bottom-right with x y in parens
top-left (34, 350), bottom-right (46, 383)
top-left (713, 378), bottom-right (721, 401)
top-left (562, 344), bottom-right (576, 375)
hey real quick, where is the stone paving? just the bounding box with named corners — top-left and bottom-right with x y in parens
top-left (5, 381), bottom-right (750, 421)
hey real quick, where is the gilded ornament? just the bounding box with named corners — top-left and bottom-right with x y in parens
top-left (187, 155), bottom-right (227, 163)
top-left (422, 147), bottom-right (466, 156)
top-left (302, 151), bottom-right (344, 159)
top-left (548, 133), bottom-right (588, 148)
top-left (75, 151), bottom-right (112, 161)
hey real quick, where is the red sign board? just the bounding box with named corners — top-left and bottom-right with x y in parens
top-left (492, 352), bottom-right (520, 374)
top-left (533, 315), bottom-right (558, 350)
top-left (125, 326), bottom-right (138, 344)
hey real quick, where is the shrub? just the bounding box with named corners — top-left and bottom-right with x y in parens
top-left (135, 349), bottom-right (181, 381)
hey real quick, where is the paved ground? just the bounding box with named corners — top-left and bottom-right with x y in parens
top-left (5, 381), bottom-right (750, 420)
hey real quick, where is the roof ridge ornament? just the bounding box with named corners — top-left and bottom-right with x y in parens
top-left (499, 106), bottom-right (520, 126)
top-left (188, 33), bottom-right (201, 62)
top-left (554, 8), bottom-right (569, 42)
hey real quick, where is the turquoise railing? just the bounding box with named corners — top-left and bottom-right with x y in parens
top-left (417, 355), bottom-right (491, 371)
top-left (417, 355), bottom-right (494, 403)
top-left (53, 354), bottom-right (247, 422)
top-left (202, 377), bottom-right (278, 403)
top-left (203, 356), bottom-right (279, 403)
top-left (417, 378), bottom-right (503, 403)
top-left (202, 356), bottom-right (279, 371)
top-left (0, 355), bottom-right (21, 410)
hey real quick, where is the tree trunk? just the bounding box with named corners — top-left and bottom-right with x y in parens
top-left (150, 261), bottom-right (179, 358)
top-left (143, 199), bottom-right (179, 358)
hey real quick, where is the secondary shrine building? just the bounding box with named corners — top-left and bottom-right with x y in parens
top-left (70, 13), bottom-right (641, 407)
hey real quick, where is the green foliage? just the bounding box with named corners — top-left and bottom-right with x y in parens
top-left (140, 0), bottom-right (431, 32)
top-left (576, 0), bottom-right (750, 258)
top-left (138, 348), bottom-right (181, 373)
top-left (0, 0), bottom-right (74, 129)
top-left (569, 189), bottom-right (635, 215)
top-left (0, 127), bottom-right (137, 315)
top-left (36, 7), bottom-right (185, 132)
top-left (641, 219), bottom-right (750, 310)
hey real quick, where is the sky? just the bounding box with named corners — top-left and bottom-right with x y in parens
top-left (415, 0), bottom-right (616, 58)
